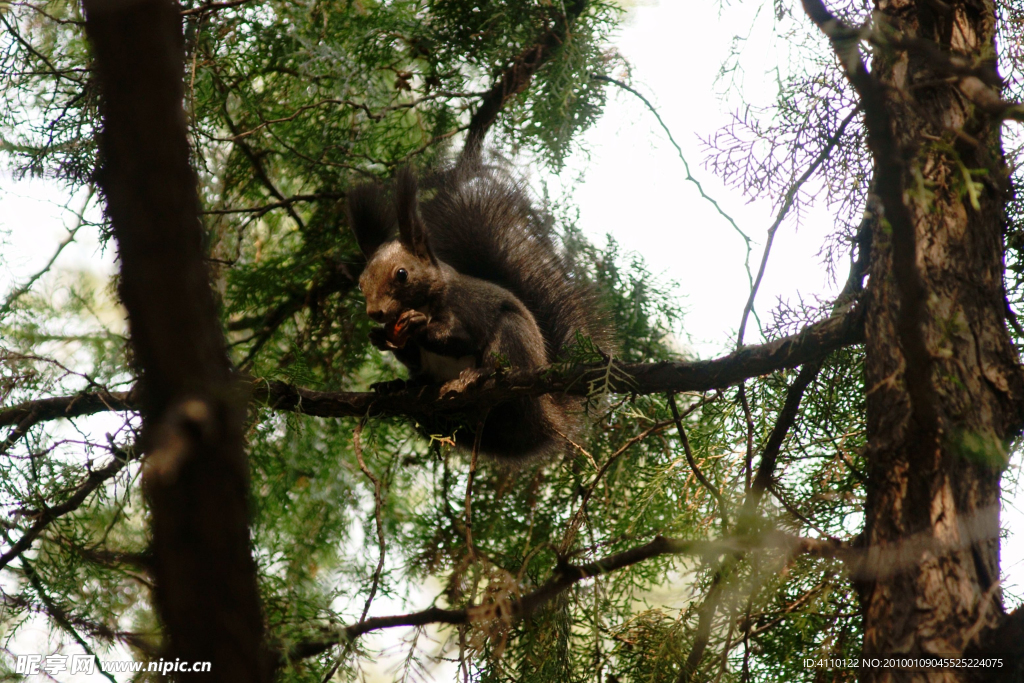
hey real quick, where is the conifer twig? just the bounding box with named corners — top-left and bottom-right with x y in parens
top-left (0, 452), bottom-right (130, 571)
top-left (354, 420), bottom-right (386, 622)
top-left (21, 558), bottom-right (119, 683)
top-left (735, 103), bottom-right (860, 347)
top-left (668, 393), bottom-right (728, 524)
top-left (462, 0), bottom-right (589, 160)
top-left (317, 420), bottom-right (387, 683)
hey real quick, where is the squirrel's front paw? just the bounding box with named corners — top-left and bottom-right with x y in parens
top-left (396, 309), bottom-right (428, 333)
top-left (382, 310), bottom-right (428, 349)
top-left (371, 377), bottom-right (425, 394)
top-left (371, 378), bottom-right (408, 394)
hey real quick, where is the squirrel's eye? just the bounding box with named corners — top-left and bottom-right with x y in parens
top-left (395, 268), bottom-right (408, 283)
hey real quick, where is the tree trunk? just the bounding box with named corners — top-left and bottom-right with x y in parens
top-left (862, 1), bottom-right (1024, 680)
top-left (83, 0), bottom-right (270, 679)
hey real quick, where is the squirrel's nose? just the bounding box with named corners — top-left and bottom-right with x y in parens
top-left (368, 309), bottom-right (385, 323)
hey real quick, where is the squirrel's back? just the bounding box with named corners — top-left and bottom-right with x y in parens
top-left (419, 164), bottom-right (610, 363)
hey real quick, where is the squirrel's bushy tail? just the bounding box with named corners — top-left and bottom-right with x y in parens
top-left (420, 163), bottom-right (611, 364)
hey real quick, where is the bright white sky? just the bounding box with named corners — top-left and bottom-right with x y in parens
top-left (1, 0), bottom-right (1022, 678)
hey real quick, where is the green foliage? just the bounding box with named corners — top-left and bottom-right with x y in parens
top-left (0, 1), bottom-right (873, 682)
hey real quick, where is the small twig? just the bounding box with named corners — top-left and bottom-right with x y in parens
top-left (668, 394), bottom-right (728, 525)
top-left (767, 482), bottom-right (839, 542)
top-left (21, 558), bottom-right (119, 683)
top-left (464, 422), bottom-right (484, 560)
top-left (2, 307), bottom-right (866, 429)
top-left (560, 418), bottom-right (676, 553)
top-left (735, 104), bottom-right (861, 347)
top-left (0, 453), bottom-right (131, 572)
top-left (354, 420), bottom-right (386, 622)
top-left (0, 188), bottom-right (95, 319)
top-left (594, 74), bottom-right (755, 291)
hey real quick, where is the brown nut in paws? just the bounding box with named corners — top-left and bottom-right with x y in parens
top-left (386, 310), bottom-right (427, 349)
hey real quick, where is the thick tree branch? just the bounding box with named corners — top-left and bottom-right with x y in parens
top-left (2, 304), bottom-right (864, 428)
top-left (83, 0), bottom-right (270, 678)
top-left (0, 389), bottom-right (134, 431)
top-left (461, 0), bottom-right (588, 160)
top-left (260, 301), bottom-right (864, 416)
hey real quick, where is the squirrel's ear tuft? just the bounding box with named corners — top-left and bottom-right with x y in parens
top-left (347, 183), bottom-right (393, 257)
top-left (396, 167), bottom-right (437, 264)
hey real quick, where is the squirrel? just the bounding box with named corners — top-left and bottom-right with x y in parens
top-left (348, 163), bottom-right (611, 460)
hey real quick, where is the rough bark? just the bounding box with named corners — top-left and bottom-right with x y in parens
top-left (861, 1), bottom-right (1024, 680)
top-left (83, 0), bottom-right (269, 679)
